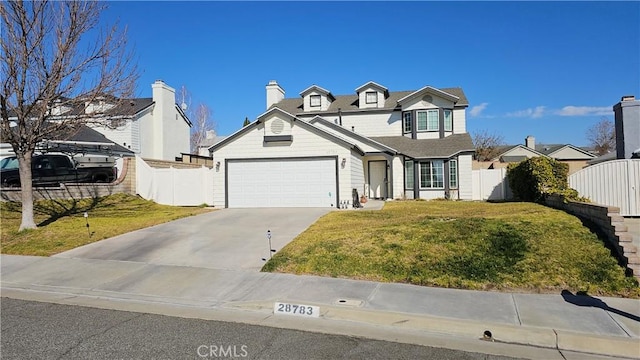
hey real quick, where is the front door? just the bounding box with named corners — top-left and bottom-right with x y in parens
top-left (368, 161), bottom-right (386, 199)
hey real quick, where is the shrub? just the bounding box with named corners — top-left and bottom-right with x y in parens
top-left (507, 157), bottom-right (586, 203)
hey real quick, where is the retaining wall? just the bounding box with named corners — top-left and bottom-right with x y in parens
top-left (545, 194), bottom-right (640, 282)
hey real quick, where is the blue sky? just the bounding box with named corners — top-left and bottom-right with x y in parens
top-left (102, 1), bottom-right (639, 147)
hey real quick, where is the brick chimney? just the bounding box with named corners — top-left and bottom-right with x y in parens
top-left (266, 80), bottom-right (285, 109)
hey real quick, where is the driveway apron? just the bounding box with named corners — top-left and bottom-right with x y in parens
top-left (54, 208), bottom-right (331, 271)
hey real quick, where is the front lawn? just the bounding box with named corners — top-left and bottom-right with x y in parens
top-left (262, 201), bottom-right (639, 297)
top-left (1, 194), bottom-right (212, 256)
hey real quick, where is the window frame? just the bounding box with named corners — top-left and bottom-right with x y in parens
top-left (449, 159), bottom-right (458, 189)
top-left (416, 109), bottom-right (439, 132)
top-left (309, 95), bottom-right (321, 107)
top-left (444, 109), bottom-right (453, 132)
top-left (420, 160), bottom-right (444, 189)
top-left (403, 112), bottom-right (412, 133)
top-left (365, 91), bottom-right (378, 104)
top-left (404, 160), bottom-right (414, 189)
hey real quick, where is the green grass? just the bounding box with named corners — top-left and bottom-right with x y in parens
top-left (1, 194), bottom-right (212, 256)
top-left (262, 201), bottom-right (639, 297)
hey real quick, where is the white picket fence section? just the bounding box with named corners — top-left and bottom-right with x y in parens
top-left (136, 156), bottom-right (214, 206)
top-left (472, 168), bottom-right (511, 201)
top-left (569, 159), bottom-right (640, 216)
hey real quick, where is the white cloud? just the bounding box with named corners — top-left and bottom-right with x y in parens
top-left (506, 106), bottom-right (546, 118)
top-left (469, 102), bottom-right (488, 117)
top-left (555, 106), bottom-right (611, 116)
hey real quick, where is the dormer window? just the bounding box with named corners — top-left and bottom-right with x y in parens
top-left (365, 91), bottom-right (378, 104)
top-left (310, 95), bottom-right (321, 107)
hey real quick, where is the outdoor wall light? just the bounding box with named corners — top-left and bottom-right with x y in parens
top-left (215, 161), bottom-right (220, 171)
top-left (341, 158), bottom-right (346, 167)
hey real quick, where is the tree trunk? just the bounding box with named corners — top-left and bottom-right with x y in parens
top-left (17, 151), bottom-right (36, 230)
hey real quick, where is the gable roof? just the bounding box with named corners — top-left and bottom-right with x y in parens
top-left (299, 85), bottom-right (335, 101)
top-left (535, 144), bottom-right (596, 159)
top-left (370, 134), bottom-right (474, 159)
top-left (489, 144), bottom-right (547, 161)
top-left (397, 86), bottom-right (460, 105)
top-left (355, 81), bottom-right (389, 97)
top-left (209, 107), bottom-right (364, 155)
top-left (270, 86), bottom-right (468, 115)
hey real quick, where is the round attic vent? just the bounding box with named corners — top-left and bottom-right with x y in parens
top-left (422, 95), bottom-right (433, 103)
top-left (271, 118), bottom-right (285, 134)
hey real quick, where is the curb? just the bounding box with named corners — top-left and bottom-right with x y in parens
top-left (2, 286), bottom-right (639, 359)
top-left (225, 300), bottom-right (640, 359)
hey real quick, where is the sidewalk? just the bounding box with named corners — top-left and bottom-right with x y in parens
top-left (1, 254), bottom-right (638, 359)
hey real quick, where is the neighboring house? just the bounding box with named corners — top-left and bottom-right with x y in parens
top-left (475, 135), bottom-right (596, 174)
top-left (1, 80), bottom-right (192, 162)
top-left (209, 80), bottom-right (474, 208)
top-left (196, 130), bottom-right (225, 157)
top-left (90, 80), bottom-right (192, 161)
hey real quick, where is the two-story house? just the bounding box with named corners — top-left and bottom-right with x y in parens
top-left (89, 80), bottom-right (192, 161)
top-left (209, 81), bottom-right (474, 208)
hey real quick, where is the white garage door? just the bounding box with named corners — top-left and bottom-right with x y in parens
top-left (227, 158), bottom-right (337, 208)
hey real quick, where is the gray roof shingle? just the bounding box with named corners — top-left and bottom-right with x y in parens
top-left (270, 87), bottom-right (468, 116)
top-left (370, 134), bottom-right (474, 158)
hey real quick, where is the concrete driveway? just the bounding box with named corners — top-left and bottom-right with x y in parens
top-left (54, 208), bottom-right (331, 271)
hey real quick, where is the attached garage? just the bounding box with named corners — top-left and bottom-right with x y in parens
top-left (226, 157), bottom-right (338, 208)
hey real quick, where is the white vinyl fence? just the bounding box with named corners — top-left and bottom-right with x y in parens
top-left (569, 159), bottom-right (640, 216)
top-left (472, 168), bottom-right (511, 201)
top-left (136, 156), bottom-right (214, 206)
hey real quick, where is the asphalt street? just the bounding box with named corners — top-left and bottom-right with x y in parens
top-left (1, 298), bottom-right (522, 360)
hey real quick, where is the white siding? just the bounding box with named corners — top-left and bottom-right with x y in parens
top-left (569, 159), bottom-right (640, 216)
top-left (458, 154), bottom-right (473, 200)
top-left (89, 118), bottom-right (136, 153)
top-left (299, 112), bottom-right (402, 138)
top-left (402, 96), bottom-right (455, 111)
top-left (391, 156), bottom-right (404, 199)
top-left (453, 108), bottom-right (466, 134)
top-left (350, 150), bottom-right (365, 200)
top-left (212, 117), bottom-right (353, 208)
top-left (340, 112), bottom-right (402, 137)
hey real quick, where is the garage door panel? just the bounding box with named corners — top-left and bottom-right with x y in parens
top-left (228, 158), bottom-right (336, 208)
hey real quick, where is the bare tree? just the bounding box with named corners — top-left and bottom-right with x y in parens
top-left (586, 117), bottom-right (616, 156)
top-left (177, 86), bottom-right (215, 153)
top-left (0, 1), bottom-right (137, 230)
top-left (472, 130), bottom-right (506, 161)
top-left (190, 103), bottom-right (215, 153)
